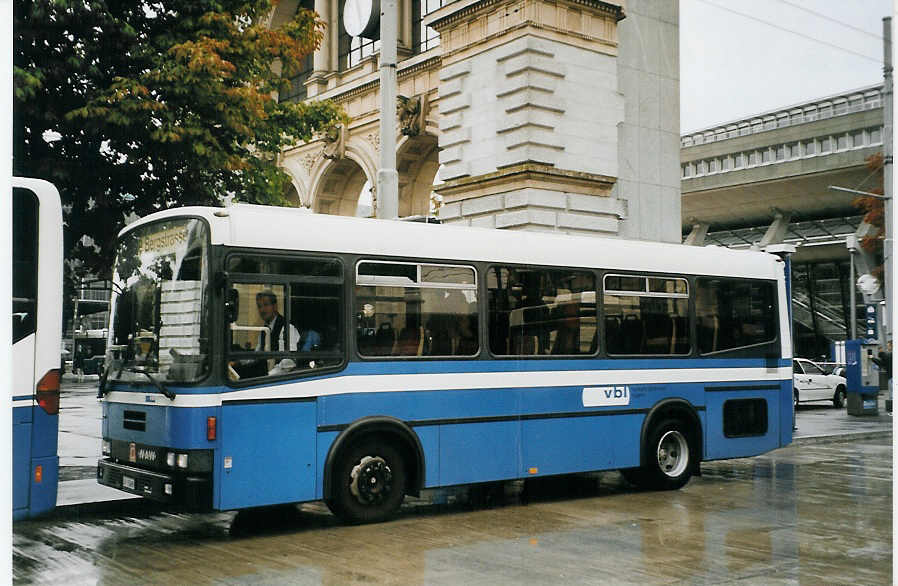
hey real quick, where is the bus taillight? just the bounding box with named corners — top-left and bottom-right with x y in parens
top-left (207, 416), bottom-right (217, 441)
top-left (36, 369), bottom-right (61, 415)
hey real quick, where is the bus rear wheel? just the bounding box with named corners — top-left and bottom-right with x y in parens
top-left (625, 418), bottom-right (696, 491)
top-left (328, 438), bottom-right (406, 524)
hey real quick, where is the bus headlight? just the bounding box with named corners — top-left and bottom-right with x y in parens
top-left (177, 454), bottom-right (189, 469)
top-left (166, 452), bottom-right (175, 467)
top-left (102, 441), bottom-right (110, 456)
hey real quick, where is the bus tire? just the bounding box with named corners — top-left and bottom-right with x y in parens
top-left (328, 438), bottom-right (406, 524)
top-left (641, 418), bottom-right (695, 490)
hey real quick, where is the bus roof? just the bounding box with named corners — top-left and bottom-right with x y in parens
top-left (122, 204), bottom-right (784, 280)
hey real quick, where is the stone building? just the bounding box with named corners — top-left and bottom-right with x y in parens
top-left (271, 0), bottom-right (681, 242)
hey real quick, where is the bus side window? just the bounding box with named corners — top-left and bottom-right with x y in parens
top-left (695, 278), bottom-right (776, 355)
top-left (489, 267), bottom-right (595, 357)
top-left (12, 188), bottom-right (38, 344)
top-left (356, 261), bottom-right (478, 359)
top-left (604, 275), bottom-right (689, 356)
top-left (225, 253), bottom-right (345, 379)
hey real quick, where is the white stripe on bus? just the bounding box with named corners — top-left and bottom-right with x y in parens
top-left (103, 366), bottom-right (792, 408)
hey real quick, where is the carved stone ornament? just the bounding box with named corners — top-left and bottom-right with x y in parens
top-left (397, 94), bottom-right (427, 137)
top-left (322, 124), bottom-right (346, 160)
top-left (366, 132), bottom-right (380, 152)
top-left (301, 153), bottom-right (318, 175)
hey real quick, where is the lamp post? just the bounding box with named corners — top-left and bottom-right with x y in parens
top-left (341, 0), bottom-right (398, 220)
top-left (882, 17), bottom-right (893, 348)
top-left (847, 234), bottom-right (858, 340)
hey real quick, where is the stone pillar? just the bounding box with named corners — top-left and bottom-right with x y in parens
top-left (614, 1), bottom-right (681, 243)
top-left (428, 0), bottom-right (628, 236)
top-left (399, 0), bottom-right (413, 56)
top-left (307, 0), bottom-right (335, 96)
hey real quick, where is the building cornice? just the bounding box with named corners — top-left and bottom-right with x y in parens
top-left (425, 0), bottom-right (624, 31)
top-left (436, 162), bottom-right (616, 200)
top-left (313, 54), bottom-right (442, 104)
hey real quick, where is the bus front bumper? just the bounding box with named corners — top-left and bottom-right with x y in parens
top-left (97, 458), bottom-right (211, 511)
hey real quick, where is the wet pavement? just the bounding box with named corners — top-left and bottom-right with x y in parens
top-left (14, 437), bottom-right (893, 584)
top-left (12, 376), bottom-right (891, 584)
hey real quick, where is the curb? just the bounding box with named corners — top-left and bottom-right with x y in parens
top-left (792, 429), bottom-right (892, 445)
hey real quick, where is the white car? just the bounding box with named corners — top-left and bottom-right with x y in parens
top-left (793, 358), bottom-right (847, 408)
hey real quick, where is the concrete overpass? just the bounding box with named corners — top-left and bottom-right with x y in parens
top-left (681, 85), bottom-right (882, 253)
top-left (679, 84), bottom-right (885, 356)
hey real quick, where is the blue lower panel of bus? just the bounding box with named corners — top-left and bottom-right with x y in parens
top-left (522, 414), bottom-right (643, 476)
top-left (217, 401), bottom-right (317, 510)
top-left (703, 386), bottom-right (783, 460)
top-left (13, 405), bottom-right (59, 520)
top-left (21, 455), bottom-right (59, 520)
top-left (13, 416), bottom-right (32, 515)
top-left (109, 359), bottom-right (792, 510)
top-left (439, 421), bottom-right (520, 485)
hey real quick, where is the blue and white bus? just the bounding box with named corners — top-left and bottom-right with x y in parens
top-left (98, 203), bottom-right (792, 523)
top-left (13, 178), bottom-right (64, 520)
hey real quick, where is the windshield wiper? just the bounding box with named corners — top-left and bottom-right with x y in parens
top-left (98, 365), bottom-right (176, 401)
top-left (130, 367), bottom-right (176, 400)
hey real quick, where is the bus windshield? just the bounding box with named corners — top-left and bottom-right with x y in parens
top-left (106, 218), bottom-right (210, 383)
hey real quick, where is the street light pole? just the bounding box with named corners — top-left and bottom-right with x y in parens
top-left (882, 17), bottom-right (893, 346)
top-left (848, 235), bottom-right (858, 339)
top-left (376, 0), bottom-right (399, 220)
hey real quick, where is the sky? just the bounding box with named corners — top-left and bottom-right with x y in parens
top-left (679, 0), bottom-right (894, 133)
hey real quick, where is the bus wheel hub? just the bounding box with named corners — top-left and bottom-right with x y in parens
top-left (350, 456), bottom-right (392, 505)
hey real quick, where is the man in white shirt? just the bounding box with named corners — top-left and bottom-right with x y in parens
top-left (255, 290), bottom-right (300, 352)
top-left (250, 290), bottom-right (321, 376)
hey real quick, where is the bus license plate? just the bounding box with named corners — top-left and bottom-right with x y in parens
top-left (122, 476), bottom-right (135, 490)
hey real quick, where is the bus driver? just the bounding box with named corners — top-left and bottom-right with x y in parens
top-left (232, 290), bottom-right (321, 378)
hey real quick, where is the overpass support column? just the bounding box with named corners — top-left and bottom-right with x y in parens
top-left (683, 220), bottom-right (710, 246)
top-left (758, 209), bottom-right (792, 248)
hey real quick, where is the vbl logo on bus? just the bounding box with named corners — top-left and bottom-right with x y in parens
top-left (582, 385), bottom-right (631, 407)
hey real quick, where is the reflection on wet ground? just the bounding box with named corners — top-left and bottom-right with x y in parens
top-left (14, 437), bottom-right (892, 585)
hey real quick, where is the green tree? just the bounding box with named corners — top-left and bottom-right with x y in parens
top-left (14, 0), bottom-right (344, 286)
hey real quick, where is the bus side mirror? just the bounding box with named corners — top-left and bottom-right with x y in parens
top-left (225, 288), bottom-right (239, 323)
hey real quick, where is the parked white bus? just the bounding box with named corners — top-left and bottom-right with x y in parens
top-left (12, 177), bottom-right (63, 519)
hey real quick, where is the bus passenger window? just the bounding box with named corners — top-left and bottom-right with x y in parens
top-left (488, 267), bottom-right (596, 357)
top-left (12, 188), bottom-right (38, 344)
top-left (226, 254), bottom-right (344, 381)
top-left (695, 278), bottom-right (776, 355)
top-left (355, 261), bottom-right (478, 358)
top-left (604, 274), bottom-right (689, 356)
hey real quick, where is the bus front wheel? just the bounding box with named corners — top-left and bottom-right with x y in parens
top-left (328, 438), bottom-right (406, 524)
top-left (624, 418), bottom-right (695, 491)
